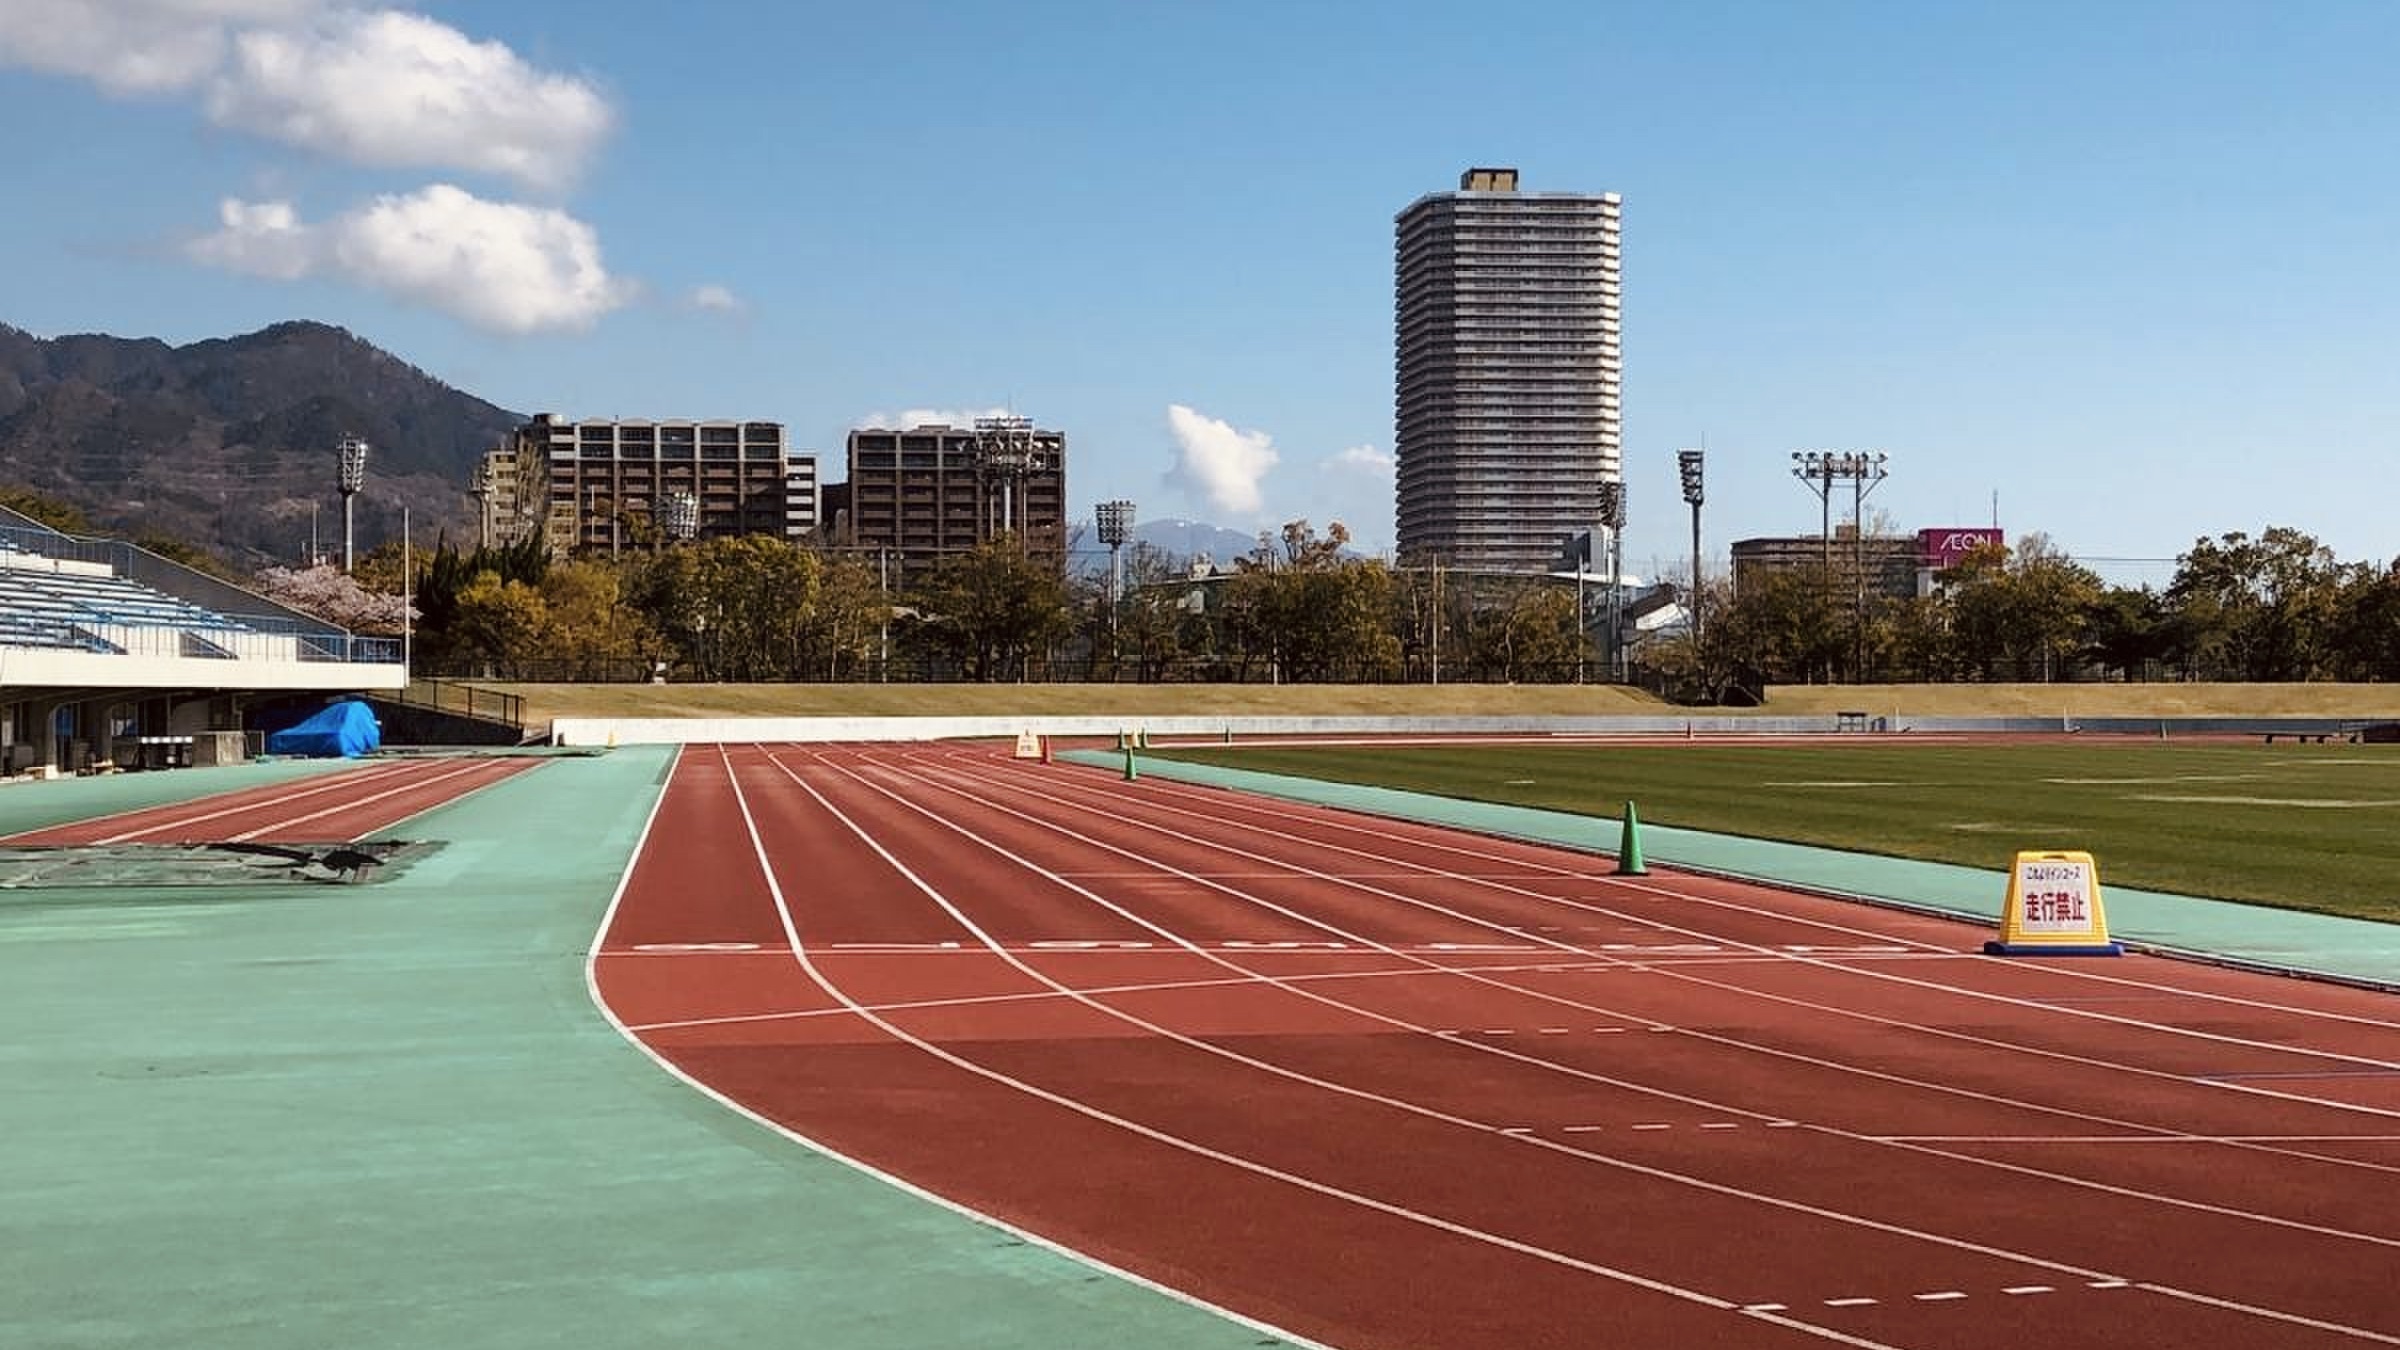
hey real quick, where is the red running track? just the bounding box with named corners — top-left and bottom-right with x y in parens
top-left (2, 755), bottom-right (540, 846)
top-left (594, 742), bottom-right (2400, 1350)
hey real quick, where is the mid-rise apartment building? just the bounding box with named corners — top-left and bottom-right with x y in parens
top-left (1395, 167), bottom-right (1622, 572)
top-left (839, 419), bottom-right (1066, 582)
top-left (481, 415), bottom-right (817, 555)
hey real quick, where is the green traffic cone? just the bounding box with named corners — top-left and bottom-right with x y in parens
top-left (1122, 745), bottom-right (1139, 781)
top-left (1614, 800), bottom-right (1648, 876)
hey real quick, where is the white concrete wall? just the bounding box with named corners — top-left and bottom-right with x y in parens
top-left (548, 714), bottom-right (1852, 746)
top-left (0, 645), bottom-right (406, 692)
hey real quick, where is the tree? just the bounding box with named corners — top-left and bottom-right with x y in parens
top-left (2331, 561), bottom-right (2400, 682)
top-left (0, 486), bottom-right (91, 534)
top-left (796, 549), bottom-right (887, 679)
top-left (1110, 542), bottom-right (1190, 681)
top-left (451, 572), bottom-right (548, 677)
top-left (1466, 580), bottom-right (1578, 681)
top-left (2164, 528), bottom-right (2350, 680)
top-left (534, 559), bottom-right (652, 680)
top-left (252, 564), bottom-right (415, 635)
top-left (2085, 586), bottom-right (2170, 682)
top-left (1943, 535), bottom-right (2101, 680)
top-left (904, 535), bottom-right (1073, 681)
top-left (1712, 567), bottom-right (1847, 685)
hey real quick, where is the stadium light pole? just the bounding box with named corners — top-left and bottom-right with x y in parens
top-left (662, 489), bottom-right (700, 547)
top-left (1790, 450), bottom-right (1889, 680)
top-left (1095, 500), bottom-right (1135, 673)
top-left (1678, 449), bottom-right (1705, 647)
top-left (1594, 479), bottom-right (1626, 683)
top-left (337, 435), bottom-right (368, 573)
top-left (974, 415), bottom-right (1037, 545)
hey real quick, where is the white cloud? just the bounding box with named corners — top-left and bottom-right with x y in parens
top-left (208, 9), bottom-right (612, 193)
top-left (187, 184), bottom-right (630, 334)
top-left (1327, 444), bottom-right (1392, 476)
top-left (0, 0), bottom-right (309, 94)
top-left (1165, 404), bottom-right (1279, 517)
top-left (0, 2), bottom-right (611, 190)
top-left (686, 283), bottom-right (746, 314)
top-left (853, 407), bottom-right (1014, 430)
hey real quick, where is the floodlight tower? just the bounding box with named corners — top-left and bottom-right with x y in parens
top-left (662, 489), bottom-right (700, 546)
top-left (336, 435), bottom-right (369, 572)
top-left (1677, 449), bottom-right (1706, 644)
top-left (973, 415), bottom-right (1037, 540)
top-left (1594, 479), bottom-right (1627, 682)
top-left (1095, 500), bottom-right (1135, 607)
top-left (1789, 450), bottom-right (1892, 678)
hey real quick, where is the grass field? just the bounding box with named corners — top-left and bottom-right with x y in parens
top-left (1146, 739), bottom-right (2400, 923)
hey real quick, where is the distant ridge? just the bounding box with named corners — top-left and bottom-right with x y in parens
top-left (0, 319), bottom-right (523, 566)
top-left (1131, 518), bottom-right (1269, 564)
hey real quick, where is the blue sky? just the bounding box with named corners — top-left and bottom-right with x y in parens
top-left (4, 1), bottom-right (2395, 585)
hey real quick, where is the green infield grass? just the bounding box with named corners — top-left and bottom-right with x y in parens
top-left (1146, 739), bottom-right (2400, 923)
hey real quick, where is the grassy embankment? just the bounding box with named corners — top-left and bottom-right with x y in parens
top-left (477, 680), bottom-right (2400, 729)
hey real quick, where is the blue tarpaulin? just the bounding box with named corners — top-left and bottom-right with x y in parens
top-left (266, 700), bottom-right (381, 758)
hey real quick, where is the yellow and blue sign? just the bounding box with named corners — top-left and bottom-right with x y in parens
top-left (1986, 850), bottom-right (2122, 956)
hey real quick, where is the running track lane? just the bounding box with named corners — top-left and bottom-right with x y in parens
top-left (594, 743), bottom-right (2400, 1350)
top-left (3, 756), bottom-right (541, 846)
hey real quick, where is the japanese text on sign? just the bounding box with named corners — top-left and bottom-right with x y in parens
top-left (2016, 860), bottom-right (2094, 931)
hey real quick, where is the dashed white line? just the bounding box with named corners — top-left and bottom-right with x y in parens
top-left (2003, 1285), bottom-right (2055, 1296)
top-left (1825, 1297), bottom-right (1878, 1308)
top-left (1914, 1290), bottom-right (1969, 1302)
top-left (2090, 1279), bottom-right (2132, 1290)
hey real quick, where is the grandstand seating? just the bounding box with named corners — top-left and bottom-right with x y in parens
top-left (0, 554), bottom-right (249, 652)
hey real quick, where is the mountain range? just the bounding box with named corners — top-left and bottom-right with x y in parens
top-left (0, 320), bottom-right (520, 566)
top-left (0, 319), bottom-right (1277, 575)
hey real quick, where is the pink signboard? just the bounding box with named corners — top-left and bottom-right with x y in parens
top-left (1918, 527), bottom-right (2005, 569)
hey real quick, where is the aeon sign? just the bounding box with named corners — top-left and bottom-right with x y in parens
top-left (1918, 527), bottom-right (2004, 569)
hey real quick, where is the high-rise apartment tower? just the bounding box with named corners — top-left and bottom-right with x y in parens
top-left (1395, 167), bottom-right (1622, 571)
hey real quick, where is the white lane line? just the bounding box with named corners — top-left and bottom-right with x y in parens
top-left (2003, 1285), bottom-right (2055, 1296)
top-left (994, 757), bottom-right (2400, 1191)
top-left (881, 752), bottom-right (2400, 1345)
top-left (27, 759), bottom-right (408, 840)
top-left (2090, 1279), bottom-right (2132, 1289)
top-left (1913, 1290), bottom-right (1969, 1302)
top-left (1105, 761), bottom-right (2400, 1038)
top-left (226, 758), bottom-right (504, 843)
top-left (1825, 1297), bottom-right (1878, 1307)
top-left (1563, 1125), bottom-right (1605, 1133)
top-left (755, 750), bottom-right (1917, 1350)
top-left (1744, 1303), bottom-right (1789, 1312)
top-left (1701, 1122), bottom-right (1741, 1130)
top-left (1631, 1123), bottom-right (1673, 1131)
top-left (585, 750), bottom-right (1342, 1350)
